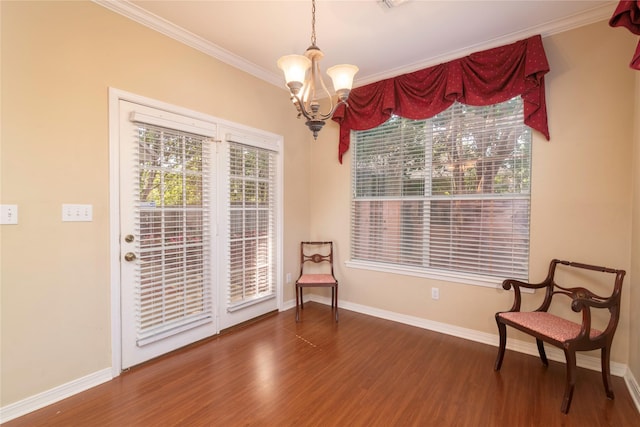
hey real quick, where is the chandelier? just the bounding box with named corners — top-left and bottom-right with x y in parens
top-left (277, 0), bottom-right (358, 139)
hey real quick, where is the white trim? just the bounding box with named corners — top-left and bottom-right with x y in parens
top-left (307, 294), bottom-right (628, 378)
top-left (357, 3), bottom-right (614, 86)
top-left (3, 299), bottom-right (636, 422)
top-left (346, 259), bottom-right (503, 289)
top-left (108, 88), bottom-right (123, 377)
top-left (345, 259), bottom-right (534, 293)
top-left (109, 87), bottom-right (284, 371)
top-left (129, 111), bottom-right (216, 137)
top-left (109, 88), bottom-right (271, 135)
top-left (93, 0), bottom-right (280, 87)
top-left (225, 132), bottom-right (280, 153)
top-left (216, 130), bottom-right (284, 329)
top-left (227, 294), bottom-right (277, 313)
top-left (625, 368), bottom-right (640, 414)
top-left (0, 369), bottom-right (112, 424)
top-left (92, 1), bottom-right (612, 90)
top-left (275, 135), bottom-right (284, 314)
top-left (136, 317), bottom-right (215, 347)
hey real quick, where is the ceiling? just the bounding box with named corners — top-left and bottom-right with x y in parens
top-left (99, 0), bottom-right (616, 89)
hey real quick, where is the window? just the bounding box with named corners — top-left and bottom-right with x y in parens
top-left (227, 140), bottom-right (278, 311)
top-left (133, 121), bottom-right (213, 346)
top-left (114, 91), bottom-right (282, 367)
top-left (351, 97), bottom-right (531, 283)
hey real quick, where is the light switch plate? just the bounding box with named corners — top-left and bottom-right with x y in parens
top-left (1, 204), bottom-right (18, 225)
top-left (62, 204), bottom-right (93, 222)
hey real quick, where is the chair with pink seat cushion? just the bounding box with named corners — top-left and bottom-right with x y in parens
top-left (295, 241), bottom-right (339, 322)
top-left (494, 259), bottom-right (626, 414)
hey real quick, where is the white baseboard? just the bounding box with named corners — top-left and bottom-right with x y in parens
top-left (1, 301), bottom-right (300, 423)
top-left (0, 368), bottom-right (112, 424)
top-left (625, 368), bottom-right (640, 414)
top-left (4, 298), bottom-right (638, 423)
top-left (308, 295), bottom-right (627, 374)
top-left (304, 294), bottom-right (639, 414)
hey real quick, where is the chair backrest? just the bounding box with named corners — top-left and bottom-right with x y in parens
top-left (541, 259), bottom-right (626, 336)
top-left (299, 241), bottom-right (334, 276)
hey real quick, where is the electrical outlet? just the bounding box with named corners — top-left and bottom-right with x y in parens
top-left (0, 204), bottom-right (18, 225)
top-left (62, 204), bottom-right (93, 222)
top-left (286, 273), bottom-right (292, 284)
top-left (431, 287), bottom-right (440, 300)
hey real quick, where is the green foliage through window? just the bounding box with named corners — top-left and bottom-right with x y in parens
top-left (352, 98), bottom-right (531, 280)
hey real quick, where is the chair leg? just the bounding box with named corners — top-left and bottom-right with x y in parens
top-left (601, 345), bottom-right (615, 400)
top-left (494, 318), bottom-right (507, 371)
top-left (295, 285), bottom-right (300, 322)
top-left (536, 339), bottom-right (549, 367)
top-left (334, 285), bottom-right (339, 322)
top-left (561, 349), bottom-right (577, 414)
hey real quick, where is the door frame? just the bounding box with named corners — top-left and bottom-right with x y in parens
top-left (108, 88), bottom-right (284, 376)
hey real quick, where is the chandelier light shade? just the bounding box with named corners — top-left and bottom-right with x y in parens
top-left (276, 55), bottom-right (311, 92)
top-left (326, 64), bottom-right (359, 94)
top-left (277, 0), bottom-right (358, 139)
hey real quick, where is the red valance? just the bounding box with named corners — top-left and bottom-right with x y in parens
top-left (332, 35), bottom-right (550, 163)
top-left (609, 0), bottom-right (640, 70)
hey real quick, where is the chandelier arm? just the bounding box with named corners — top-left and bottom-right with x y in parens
top-left (316, 64), bottom-right (335, 116)
top-left (290, 93), bottom-right (314, 122)
top-left (315, 100), bottom-right (347, 121)
top-left (291, 92), bottom-right (348, 122)
top-left (303, 60), bottom-right (318, 115)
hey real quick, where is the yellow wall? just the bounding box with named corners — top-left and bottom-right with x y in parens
top-left (630, 69), bottom-right (640, 383)
top-left (311, 20), bottom-right (637, 366)
top-left (0, 1), bottom-right (312, 406)
top-left (1, 0), bottom-right (638, 411)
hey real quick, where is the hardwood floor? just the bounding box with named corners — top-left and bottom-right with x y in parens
top-left (5, 303), bottom-right (639, 426)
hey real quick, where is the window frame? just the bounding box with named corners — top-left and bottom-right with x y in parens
top-left (347, 98), bottom-right (532, 288)
top-left (109, 88), bottom-right (284, 373)
top-left (215, 128), bottom-right (283, 330)
top-left (225, 138), bottom-right (279, 312)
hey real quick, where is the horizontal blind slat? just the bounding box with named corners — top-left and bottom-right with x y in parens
top-left (351, 98), bottom-right (531, 280)
top-left (226, 141), bottom-right (277, 308)
top-left (133, 120), bottom-right (213, 346)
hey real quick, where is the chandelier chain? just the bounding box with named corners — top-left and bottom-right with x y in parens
top-left (311, 0), bottom-right (316, 46)
top-left (277, 0), bottom-right (357, 139)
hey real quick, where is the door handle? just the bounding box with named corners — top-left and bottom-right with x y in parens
top-left (124, 252), bottom-right (137, 262)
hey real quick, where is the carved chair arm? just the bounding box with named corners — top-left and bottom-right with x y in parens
top-left (572, 293), bottom-right (621, 339)
top-left (501, 278), bottom-right (551, 312)
top-left (571, 295), bottom-right (615, 312)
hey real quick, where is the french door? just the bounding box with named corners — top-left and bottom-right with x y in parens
top-left (119, 101), bottom-right (218, 368)
top-left (115, 94), bottom-right (281, 370)
top-left (217, 130), bottom-right (280, 330)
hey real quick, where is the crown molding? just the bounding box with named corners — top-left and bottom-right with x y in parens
top-left (94, 0), bottom-right (613, 90)
top-left (92, 0), bottom-right (283, 87)
top-left (358, 2), bottom-right (615, 86)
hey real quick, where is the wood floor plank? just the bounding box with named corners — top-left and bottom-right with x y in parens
top-left (5, 303), bottom-right (639, 426)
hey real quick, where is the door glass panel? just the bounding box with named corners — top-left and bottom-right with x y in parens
top-left (135, 124), bottom-right (212, 345)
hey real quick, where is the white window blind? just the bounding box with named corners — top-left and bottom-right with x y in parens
top-left (132, 120), bottom-right (213, 346)
top-left (227, 140), bottom-right (277, 311)
top-left (352, 98), bottom-right (531, 281)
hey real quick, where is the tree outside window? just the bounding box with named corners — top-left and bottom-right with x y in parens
top-left (352, 97), bottom-right (531, 280)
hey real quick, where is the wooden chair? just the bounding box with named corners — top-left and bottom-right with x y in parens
top-left (494, 259), bottom-right (625, 414)
top-left (295, 241), bottom-right (338, 322)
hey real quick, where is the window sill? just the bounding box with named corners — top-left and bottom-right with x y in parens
top-left (227, 293), bottom-right (276, 313)
top-left (345, 259), bottom-right (531, 291)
